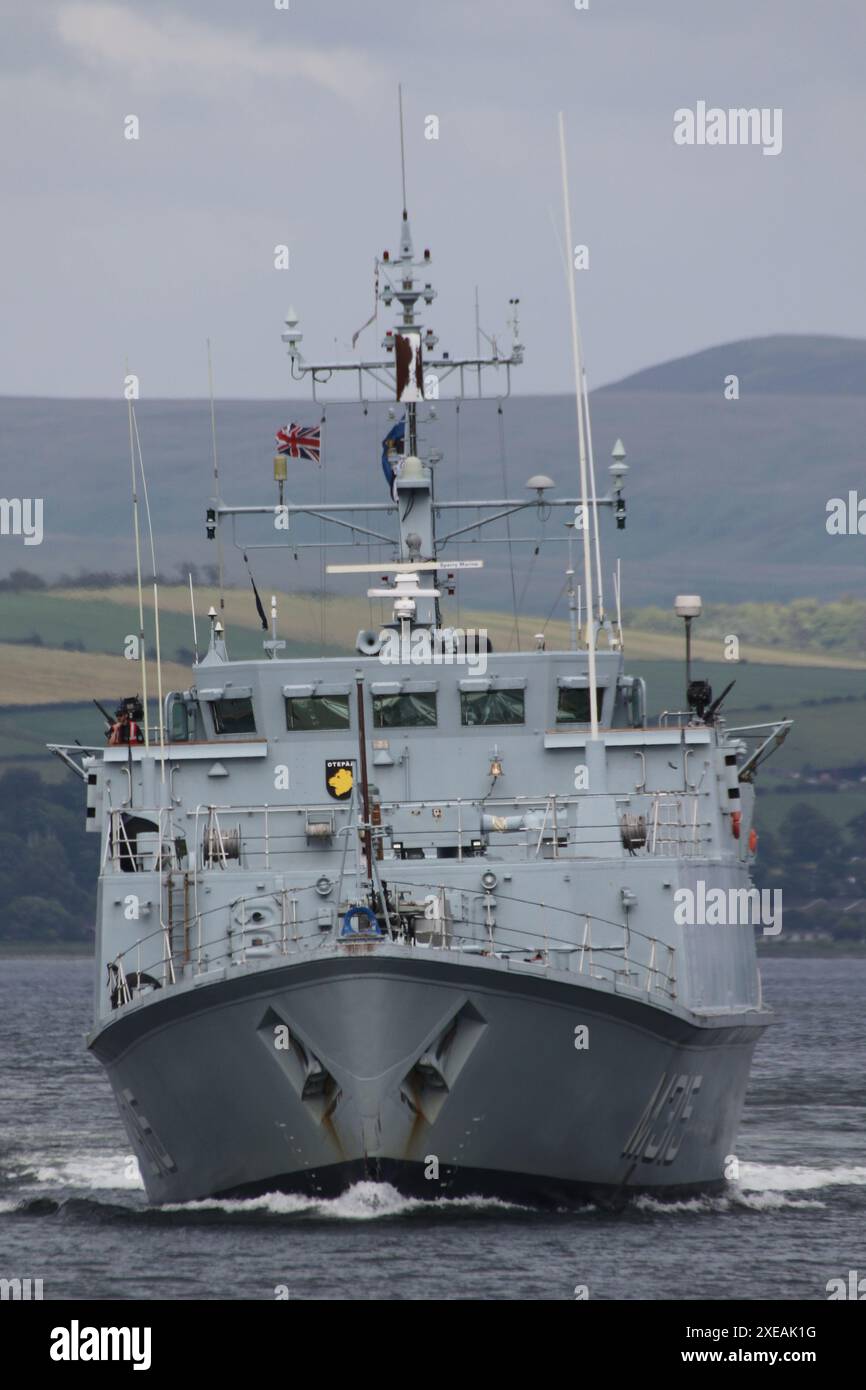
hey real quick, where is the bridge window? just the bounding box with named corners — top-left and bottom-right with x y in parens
top-left (286, 694), bottom-right (350, 731)
top-left (211, 696), bottom-right (256, 735)
top-left (373, 692), bottom-right (437, 728)
top-left (460, 689), bottom-right (525, 725)
top-left (168, 695), bottom-right (191, 742)
top-left (556, 687), bottom-right (604, 724)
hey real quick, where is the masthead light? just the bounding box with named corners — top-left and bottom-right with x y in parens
top-left (609, 438), bottom-right (628, 482)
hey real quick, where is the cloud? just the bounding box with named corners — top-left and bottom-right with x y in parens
top-left (55, 2), bottom-right (383, 103)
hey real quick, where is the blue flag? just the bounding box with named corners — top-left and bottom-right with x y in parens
top-left (381, 419), bottom-right (405, 502)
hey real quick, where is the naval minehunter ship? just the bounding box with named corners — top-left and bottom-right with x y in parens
top-left (52, 173), bottom-right (792, 1207)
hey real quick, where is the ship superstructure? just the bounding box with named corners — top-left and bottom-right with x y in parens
top-left (50, 164), bottom-right (791, 1206)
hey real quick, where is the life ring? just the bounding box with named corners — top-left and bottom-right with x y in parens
top-left (340, 905), bottom-right (383, 937)
top-left (748, 827), bottom-right (758, 853)
top-left (731, 811), bottom-right (742, 839)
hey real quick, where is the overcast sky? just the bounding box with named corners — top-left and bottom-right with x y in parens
top-left (2, 0), bottom-right (864, 398)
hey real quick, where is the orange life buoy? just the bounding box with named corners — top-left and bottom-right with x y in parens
top-left (748, 826), bottom-right (758, 853)
top-left (731, 811), bottom-right (742, 839)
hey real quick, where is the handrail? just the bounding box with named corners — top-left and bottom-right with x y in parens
top-left (106, 880), bottom-right (678, 1012)
top-left (657, 710), bottom-right (699, 727)
top-left (724, 720), bottom-right (794, 736)
top-left (97, 790), bottom-right (712, 876)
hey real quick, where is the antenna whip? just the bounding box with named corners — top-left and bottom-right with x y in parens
top-left (207, 339), bottom-right (225, 614)
top-left (558, 112), bottom-right (599, 737)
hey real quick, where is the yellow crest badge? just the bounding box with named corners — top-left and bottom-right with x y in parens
top-left (325, 759), bottom-right (354, 801)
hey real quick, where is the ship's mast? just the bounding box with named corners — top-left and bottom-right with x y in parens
top-left (207, 100), bottom-right (628, 653)
top-left (395, 83), bottom-right (420, 457)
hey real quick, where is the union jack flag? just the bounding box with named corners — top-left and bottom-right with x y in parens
top-left (275, 422), bottom-right (321, 463)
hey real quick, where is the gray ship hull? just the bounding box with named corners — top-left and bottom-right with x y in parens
top-left (89, 945), bottom-right (767, 1206)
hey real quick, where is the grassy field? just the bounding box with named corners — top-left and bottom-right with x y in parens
top-left (0, 586), bottom-right (347, 705)
top-left (621, 631), bottom-right (866, 669)
top-left (56, 584), bottom-right (866, 667)
top-left (1, 589), bottom-right (864, 813)
top-left (630, 658), bottom-right (866, 713)
top-left (0, 703), bottom-right (105, 763)
top-left (1, 583), bottom-right (862, 673)
top-left (622, 657), bottom-right (866, 777)
top-left (0, 643), bottom-right (192, 707)
top-left (0, 589), bottom-right (343, 668)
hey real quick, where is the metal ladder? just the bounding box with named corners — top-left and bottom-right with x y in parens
top-left (164, 871), bottom-right (192, 966)
top-left (651, 796), bottom-right (697, 856)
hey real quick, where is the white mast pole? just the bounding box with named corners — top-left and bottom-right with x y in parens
top-left (152, 578), bottom-right (166, 779)
top-left (581, 355), bottom-right (605, 621)
top-left (126, 389), bottom-right (150, 752)
top-left (131, 407), bottom-right (166, 781)
top-left (566, 525), bottom-right (578, 653)
top-left (558, 113), bottom-right (599, 738)
top-left (207, 339), bottom-right (225, 616)
top-left (189, 572), bottom-right (199, 663)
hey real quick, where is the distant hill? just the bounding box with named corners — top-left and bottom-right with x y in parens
top-left (2, 334), bottom-right (865, 606)
top-left (602, 334), bottom-right (866, 396)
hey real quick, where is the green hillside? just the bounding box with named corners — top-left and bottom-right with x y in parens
top-left (604, 333), bottom-right (866, 396)
top-left (0, 583), bottom-right (863, 945)
top-left (3, 335), bottom-right (866, 607)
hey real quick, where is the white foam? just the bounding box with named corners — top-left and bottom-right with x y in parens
top-left (26, 1153), bottom-right (143, 1191)
top-left (730, 1188), bottom-right (825, 1212)
top-left (629, 1161), bottom-right (866, 1214)
top-left (625, 1156), bottom-right (866, 1212)
top-left (633, 1189), bottom-right (825, 1215)
top-left (313, 1180), bottom-right (421, 1220)
top-left (737, 1162), bottom-right (866, 1193)
top-left (165, 1180), bottom-right (526, 1220)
